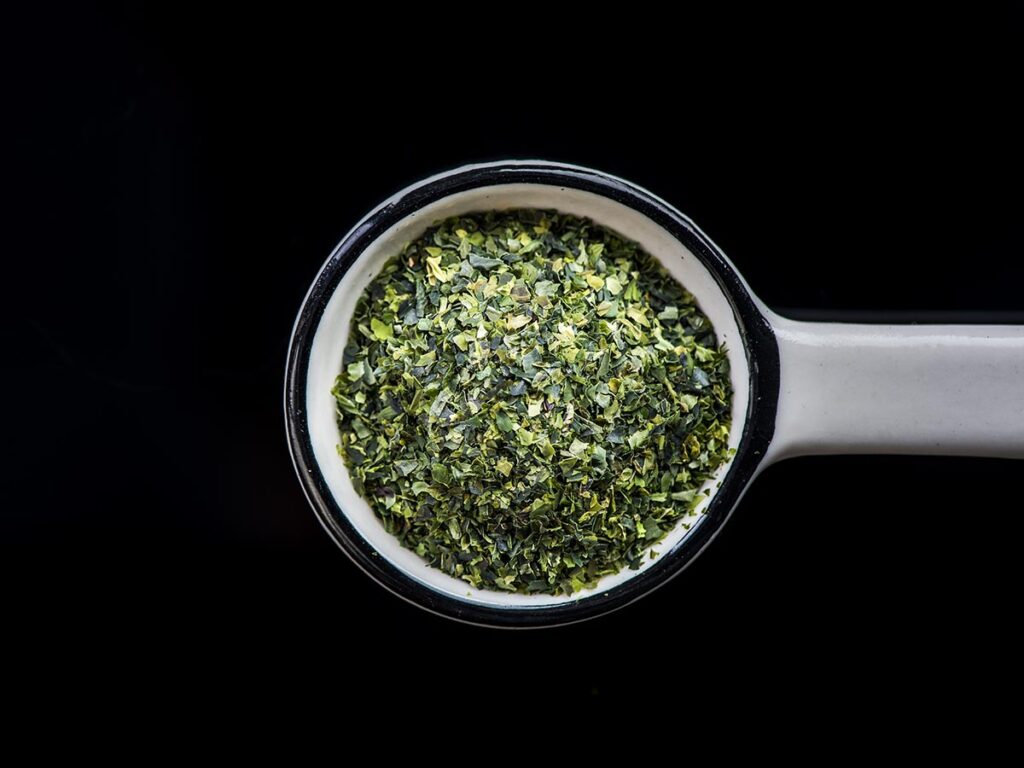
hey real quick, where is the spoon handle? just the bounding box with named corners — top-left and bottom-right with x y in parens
top-left (765, 315), bottom-right (1024, 461)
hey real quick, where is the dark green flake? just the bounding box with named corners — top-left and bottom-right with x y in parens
top-left (332, 210), bottom-right (732, 595)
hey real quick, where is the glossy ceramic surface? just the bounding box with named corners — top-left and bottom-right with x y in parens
top-left (286, 160), bottom-right (1024, 627)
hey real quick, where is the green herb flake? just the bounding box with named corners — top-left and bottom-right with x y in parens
top-left (506, 314), bottom-right (531, 330)
top-left (370, 317), bottom-right (393, 341)
top-left (332, 210), bottom-right (733, 595)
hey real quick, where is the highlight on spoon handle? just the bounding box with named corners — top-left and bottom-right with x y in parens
top-left (764, 314), bottom-right (1024, 462)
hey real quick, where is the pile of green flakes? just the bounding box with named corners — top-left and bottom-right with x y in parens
top-left (333, 210), bottom-right (732, 595)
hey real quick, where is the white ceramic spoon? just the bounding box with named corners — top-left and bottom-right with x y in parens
top-left (285, 161), bottom-right (1024, 627)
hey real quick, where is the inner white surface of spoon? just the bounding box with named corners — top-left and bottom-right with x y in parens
top-left (304, 184), bottom-right (751, 606)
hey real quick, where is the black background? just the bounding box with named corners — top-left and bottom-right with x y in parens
top-left (7, 4), bottom-right (1022, 712)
